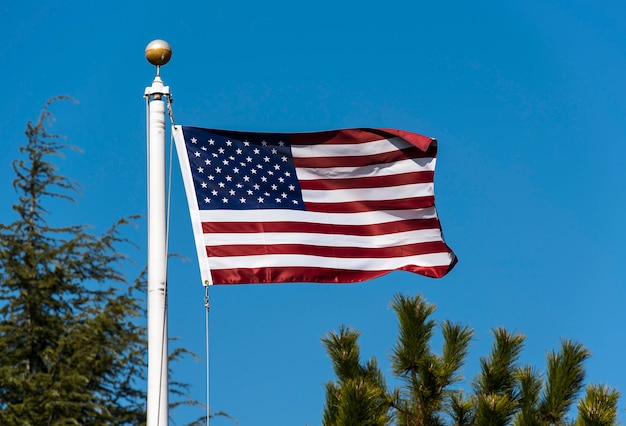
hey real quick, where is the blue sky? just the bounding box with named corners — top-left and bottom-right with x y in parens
top-left (2, 1), bottom-right (625, 425)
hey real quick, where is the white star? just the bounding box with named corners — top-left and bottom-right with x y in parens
top-left (208, 175), bottom-right (215, 180)
top-left (229, 190), bottom-right (236, 196)
top-left (236, 148), bottom-right (243, 155)
top-left (233, 167), bottom-right (240, 173)
top-left (261, 176), bottom-right (268, 182)
top-left (281, 156), bottom-right (288, 162)
top-left (197, 167), bottom-right (204, 173)
top-left (281, 192), bottom-right (287, 198)
top-left (271, 184), bottom-right (278, 190)
top-left (288, 184), bottom-right (295, 191)
top-left (204, 197), bottom-right (210, 203)
top-left (284, 172), bottom-right (291, 177)
top-left (222, 159), bottom-right (229, 165)
top-left (201, 182), bottom-right (208, 188)
top-left (261, 140), bottom-right (268, 146)
top-left (271, 148), bottom-right (277, 154)
top-left (194, 151), bottom-right (201, 157)
top-left (263, 156), bottom-right (270, 162)
top-left (218, 182), bottom-right (225, 188)
top-left (253, 148), bottom-right (260, 154)
top-left (191, 137), bottom-right (198, 144)
top-left (225, 175), bottom-right (233, 181)
top-left (211, 190), bottom-right (218, 196)
top-left (292, 200), bottom-right (299, 204)
top-left (246, 156), bottom-right (253, 162)
top-left (208, 139), bottom-right (215, 145)
top-left (236, 183), bottom-right (243, 188)
top-left (278, 141), bottom-right (285, 146)
top-left (253, 184), bottom-right (260, 190)
top-left (201, 146), bottom-right (207, 151)
top-left (278, 177), bottom-right (285, 183)
top-left (258, 197), bottom-right (264, 203)
top-left (243, 140), bottom-right (250, 146)
top-left (222, 198), bottom-right (228, 203)
top-left (274, 164), bottom-right (281, 170)
top-left (239, 197), bottom-right (246, 203)
top-left (215, 167), bottom-right (222, 173)
top-left (218, 147), bottom-right (225, 154)
top-left (226, 140), bottom-right (233, 146)
top-left (205, 159), bottom-right (211, 165)
top-left (243, 175), bottom-right (250, 182)
top-left (247, 189), bottom-right (253, 195)
top-left (276, 198), bottom-right (282, 203)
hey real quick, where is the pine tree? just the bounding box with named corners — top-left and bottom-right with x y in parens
top-left (472, 328), bottom-right (525, 425)
top-left (389, 294), bottom-right (473, 426)
top-left (0, 97), bottom-right (146, 425)
top-left (321, 293), bottom-right (621, 426)
top-left (322, 294), bottom-right (473, 426)
top-left (575, 384), bottom-right (620, 426)
top-left (322, 325), bottom-right (391, 426)
top-left (538, 340), bottom-right (590, 424)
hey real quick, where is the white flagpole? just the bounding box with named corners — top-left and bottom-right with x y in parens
top-left (144, 39), bottom-right (172, 426)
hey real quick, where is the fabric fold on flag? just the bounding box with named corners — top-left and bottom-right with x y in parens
top-left (173, 125), bottom-right (456, 285)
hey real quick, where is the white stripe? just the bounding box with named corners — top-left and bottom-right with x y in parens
top-left (295, 157), bottom-right (435, 181)
top-left (197, 207), bottom-right (439, 225)
top-left (291, 136), bottom-right (412, 158)
top-left (203, 228), bottom-right (443, 248)
top-left (301, 182), bottom-right (433, 203)
top-left (207, 252), bottom-right (454, 271)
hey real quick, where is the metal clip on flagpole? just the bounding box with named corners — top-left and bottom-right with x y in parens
top-left (144, 39), bottom-right (172, 426)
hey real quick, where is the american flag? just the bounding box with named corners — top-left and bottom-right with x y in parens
top-left (173, 126), bottom-right (456, 285)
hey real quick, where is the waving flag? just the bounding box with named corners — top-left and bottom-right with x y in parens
top-left (173, 126), bottom-right (456, 285)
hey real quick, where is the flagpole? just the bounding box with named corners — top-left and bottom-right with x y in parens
top-left (144, 39), bottom-right (172, 426)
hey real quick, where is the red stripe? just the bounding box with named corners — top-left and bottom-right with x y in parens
top-left (289, 128), bottom-right (435, 152)
top-left (293, 145), bottom-right (437, 168)
top-left (377, 129), bottom-right (436, 152)
top-left (201, 217), bottom-right (441, 236)
top-left (206, 241), bottom-right (450, 258)
top-left (289, 129), bottom-right (392, 145)
top-left (304, 196), bottom-right (435, 213)
top-left (298, 171), bottom-right (434, 190)
top-left (209, 263), bottom-right (454, 284)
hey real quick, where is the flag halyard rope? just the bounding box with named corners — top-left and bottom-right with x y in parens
top-left (204, 286), bottom-right (211, 426)
top-left (165, 96), bottom-right (212, 426)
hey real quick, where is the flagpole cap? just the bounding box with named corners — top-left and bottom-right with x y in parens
top-left (145, 39), bottom-right (172, 66)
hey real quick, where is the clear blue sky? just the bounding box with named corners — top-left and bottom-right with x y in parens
top-left (2, 1), bottom-right (625, 425)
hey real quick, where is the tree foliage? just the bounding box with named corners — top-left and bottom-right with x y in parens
top-left (389, 294), bottom-right (473, 426)
top-left (322, 293), bottom-right (620, 426)
top-left (0, 98), bottom-right (237, 425)
top-left (0, 97), bottom-right (146, 424)
top-left (322, 325), bottom-right (391, 426)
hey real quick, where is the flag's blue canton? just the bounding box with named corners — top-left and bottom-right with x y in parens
top-left (183, 129), bottom-right (305, 210)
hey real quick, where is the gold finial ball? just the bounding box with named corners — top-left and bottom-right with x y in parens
top-left (145, 39), bottom-right (172, 66)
